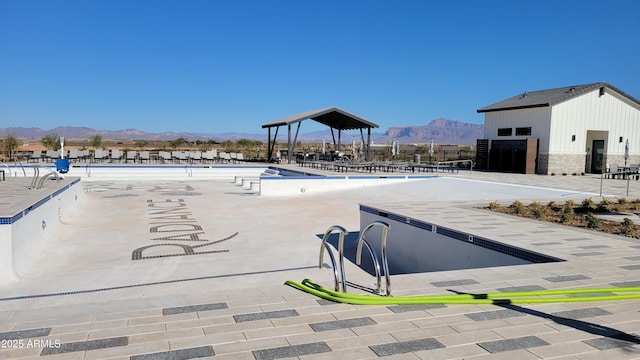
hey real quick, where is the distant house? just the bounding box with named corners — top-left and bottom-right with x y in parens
top-left (476, 82), bottom-right (640, 175)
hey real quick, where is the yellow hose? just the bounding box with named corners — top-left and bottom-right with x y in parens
top-left (285, 279), bottom-right (640, 305)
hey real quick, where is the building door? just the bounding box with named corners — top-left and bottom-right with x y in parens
top-left (591, 140), bottom-right (605, 173)
top-left (488, 139), bottom-right (538, 174)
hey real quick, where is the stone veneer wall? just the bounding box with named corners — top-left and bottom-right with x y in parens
top-left (539, 153), bottom-right (587, 175)
top-left (540, 154), bottom-right (640, 175)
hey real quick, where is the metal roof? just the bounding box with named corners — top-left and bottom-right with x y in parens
top-left (477, 82), bottom-right (640, 113)
top-left (262, 107), bottom-right (379, 130)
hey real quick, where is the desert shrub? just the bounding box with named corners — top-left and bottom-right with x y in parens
top-left (511, 200), bottom-right (527, 215)
top-left (488, 200), bottom-right (501, 210)
top-left (581, 198), bottom-right (596, 212)
top-left (597, 198), bottom-right (611, 212)
top-left (528, 201), bottom-right (546, 219)
top-left (586, 212), bottom-right (602, 229)
top-left (609, 203), bottom-right (623, 212)
top-left (621, 218), bottom-right (636, 237)
top-left (547, 201), bottom-right (562, 212)
top-left (561, 206), bottom-right (575, 224)
top-left (564, 199), bottom-right (576, 208)
top-left (533, 205), bottom-right (546, 219)
top-left (617, 197), bottom-right (628, 205)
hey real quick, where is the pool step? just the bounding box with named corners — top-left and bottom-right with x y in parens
top-left (233, 176), bottom-right (261, 194)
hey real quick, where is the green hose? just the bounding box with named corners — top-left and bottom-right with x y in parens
top-left (284, 279), bottom-right (640, 305)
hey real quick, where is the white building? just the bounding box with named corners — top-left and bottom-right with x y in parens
top-left (476, 82), bottom-right (640, 175)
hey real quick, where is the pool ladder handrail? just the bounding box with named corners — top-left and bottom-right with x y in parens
top-left (15, 159), bottom-right (27, 177)
top-left (356, 221), bottom-right (391, 296)
top-left (318, 221), bottom-right (391, 296)
top-left (30, 165), bottom-right (61, 189)
top-left (318, 225), bottom-right (348, 292)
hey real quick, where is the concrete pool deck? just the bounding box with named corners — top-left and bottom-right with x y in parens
top-left (1, 165), bottom-right (639, 359)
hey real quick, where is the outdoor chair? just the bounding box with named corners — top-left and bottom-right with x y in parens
top-left (81, 149), bottom-right (90, 162)
top-left (93, 149), bottom-right (105, 162)
top-left (209, 150), bottom-right (218, 163)
top-left (171, 151), bottom-right (180, 163)
top-left (45, 150), bottom-right (59, 162)
top-left (68, 149), bottom-right (79, 162)
top-left (189, 151), bottom-right (202, 163)
top-left (126, 151), bottom-right (137, 163)
top-left (172, 151), bottom-right (187, 163)
top-left (218, 151), bottom-right (228, 163)
top-left (29, 150), bottom-right (42, 163)
top-left (110, 150), bottom-right (123, 163)
top-left (606, 164), bottom-right (623, 179)
top-left (139, 151), bottom-right (150, 163)
top-left (159, 151), bottom-right (172, 163)
top-left (630, 164), bottom-right (640, 180)
top-left (203, 150), bottom-right (216, 163)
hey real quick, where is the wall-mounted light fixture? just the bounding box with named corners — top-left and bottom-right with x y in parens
top-left (619, 137), bottom-right (624, 143)
top-left (571, 135), bottom-right (576, 142)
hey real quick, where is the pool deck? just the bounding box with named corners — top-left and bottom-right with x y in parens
top-left (1, 165), bottom-right (639, 359)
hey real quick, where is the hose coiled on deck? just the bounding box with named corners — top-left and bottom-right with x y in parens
top-left (285, 279), bottom-right (640, 305)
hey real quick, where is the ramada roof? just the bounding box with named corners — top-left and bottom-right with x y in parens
top-left (262, 106), bottom-right (378, 131)
top-left (477, 82), bottom-right (640, 113)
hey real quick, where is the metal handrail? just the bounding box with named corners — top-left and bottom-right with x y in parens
top-left (30, 165), bottom-right (60, 189)
top-left (355, 237), bottom-right (382, 294)
top-left (36, 170), bottom-right (60, 189)
top-left (436, 159), bottom-right (473, 174)
top-left (15, 159), bottom-right (27, 177)
top-left (356, 221), bottom-right (391, 296)
top-left (30, 165), bottom-right (40, 189)
top-left (318, 225), bottom-right (349, 292)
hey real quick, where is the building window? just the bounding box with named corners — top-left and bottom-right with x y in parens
top-left (515, 127), bottom-right (532, 136)
top-left (497, 128), bottom-right (512, 136)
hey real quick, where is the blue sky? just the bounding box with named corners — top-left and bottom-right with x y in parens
top-left (1, 0), bottom-right (639, 135)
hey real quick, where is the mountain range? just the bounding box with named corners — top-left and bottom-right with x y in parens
top-left (1, 119), bottom-right (484, 145)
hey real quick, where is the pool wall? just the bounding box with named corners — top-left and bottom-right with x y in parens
top-left (3, 165), bottom-right (270, 181)
top-left (80, 165), bottom-right (269, 181)
top-left (359, 204), bottom-right (563, 274)
top-left (0, 178), bottom-right (83, 283)
top-left (4, 165), bottom-right (439, 197)
top-left (259, 175), bottom-right (433, 197)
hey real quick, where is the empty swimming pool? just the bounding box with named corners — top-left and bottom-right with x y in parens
top-left (335, 204), bottom-right (566, 275)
